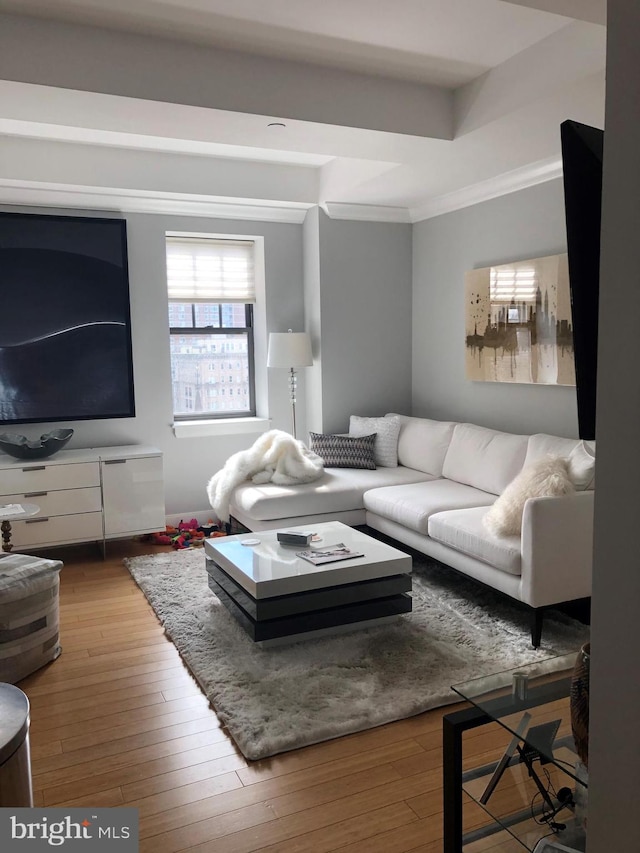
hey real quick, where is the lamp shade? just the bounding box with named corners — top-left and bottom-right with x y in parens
top-left (267, 331), bottom-right (313, 368)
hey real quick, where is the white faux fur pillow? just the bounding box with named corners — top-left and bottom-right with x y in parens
top-left (483, 455), bottom-right (575, 537)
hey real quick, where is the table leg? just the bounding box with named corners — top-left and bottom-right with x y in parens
top-left (1, 519), bottom-right (12, 552)
top-left (442, 679), bottom-right (572, 852)
top-left (443, 705), bottom-right (492, 853)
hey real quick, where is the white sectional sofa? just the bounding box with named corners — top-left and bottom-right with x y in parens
top-left (228, 415), bottom-right (595, 646)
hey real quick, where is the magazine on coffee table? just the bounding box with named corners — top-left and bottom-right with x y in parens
top-left (296, 542), bottom-right (364, 566)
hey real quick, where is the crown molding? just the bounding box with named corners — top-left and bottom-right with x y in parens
top-left (0, 157), bottom-right (564, 227)
top-left (0, 180), bottom-right (312, 223)
top-left (321, 202), bottom-right (411, 223)
top-left (410, 157), bottom-right (563, 222)
top-left (321, 159), bottom-right (563, 224)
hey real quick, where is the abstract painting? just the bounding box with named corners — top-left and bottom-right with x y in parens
top-left (0, 211), bottom-right (135, 424)
top-left (465, 253), bottom-right (575, 386)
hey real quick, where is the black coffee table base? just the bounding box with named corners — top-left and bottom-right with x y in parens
top-left (206, 557), bottom-right (412, 643)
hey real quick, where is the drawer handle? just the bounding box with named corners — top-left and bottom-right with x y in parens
top-left (24, 491), bottom-right (48, 498)
top-left (26, 517), bottom-right (49, 524)
top-left (22, 466), bottom-right (46, 472)
top-left (104, 459), bottom-right (127, 465)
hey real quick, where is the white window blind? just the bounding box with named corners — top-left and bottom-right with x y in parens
top-left (490, 266), bottom-right (538, 302)
top-left (166, 237), bottom-right (255, 303)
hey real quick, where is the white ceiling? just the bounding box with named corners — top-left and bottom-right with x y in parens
top-left (0, 0), bottom-right (576, 86)
top-left (0, 0), bottom-right (607, 221)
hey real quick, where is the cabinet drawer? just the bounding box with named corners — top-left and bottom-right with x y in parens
top-left (0, 462), bottom-right (100, 495)
top-left (8, 512), bottom-right (103, 549)
top-left (1, 488), bottom-right (102, 517)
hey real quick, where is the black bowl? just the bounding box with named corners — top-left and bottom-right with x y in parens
top-left (0, 429), bottom-right (74, 459)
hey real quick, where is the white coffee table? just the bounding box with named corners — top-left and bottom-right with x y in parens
top-left (203, 521), bottom-right (412, 643)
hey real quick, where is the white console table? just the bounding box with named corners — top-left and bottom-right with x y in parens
top-left (0, 445), bottom-right (165, 553)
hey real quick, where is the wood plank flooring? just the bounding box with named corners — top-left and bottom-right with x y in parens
top-left (17, 539), bottom-right (523, 852)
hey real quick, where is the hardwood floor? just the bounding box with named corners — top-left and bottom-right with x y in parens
top-left (18, 539), bottom-right (514, 852)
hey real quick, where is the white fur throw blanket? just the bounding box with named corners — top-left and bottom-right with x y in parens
top-left (207, 429), bottom-right (324, 523)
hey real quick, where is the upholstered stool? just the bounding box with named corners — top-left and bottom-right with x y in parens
top-left (0, 554), bottom-right (63, 684)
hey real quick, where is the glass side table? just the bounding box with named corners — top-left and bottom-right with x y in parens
top-left (443, 654), bottom-right (588, 853)
top-left (0, 503), bottom-right (40, 553)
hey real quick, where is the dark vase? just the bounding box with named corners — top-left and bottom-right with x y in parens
top-left (570, 641), bottom-right (590, 767)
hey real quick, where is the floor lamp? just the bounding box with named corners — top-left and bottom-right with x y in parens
top-left (267, 330), bottom-right (313, 439)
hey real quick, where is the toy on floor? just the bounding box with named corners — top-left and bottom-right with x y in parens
top-left (171, 530), bottom-right (205, 549)
top-left (141, 518), bottom-right (226, 549)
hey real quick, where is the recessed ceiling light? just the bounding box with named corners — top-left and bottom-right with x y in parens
top-left (267, 122), bottom-right (286, 128)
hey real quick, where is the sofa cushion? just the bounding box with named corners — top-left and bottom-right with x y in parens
top-left (525, 434), bottom-right (596, 490)
top-left (363, 479), bottom-right (496, 535)
top-left (231, 466), bottom-right (434, 521)
top-left (442, 423), bottom-right (528, 495)
top-left (525, 433), bottom-right (580, 464)
top-left (386, 413), bottom-right (457, 476)
top-left (428, 507), bottom-right (522, 576)
top-left (350, 415), bottom-right (402, 467)
top-left (309, 432), bottom-right (376, 469)
top-left (568, 441), bottom-right (596, 490)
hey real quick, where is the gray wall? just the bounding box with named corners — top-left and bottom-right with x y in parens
top-left (0, 204), bottom-right (304, 519)
top-left (0, 200), bottom-right (414, 518)
top-left (412, 179), bottom-right (580, 437)
top-left (588, 0), bottom-right (640, 848)
top-left (316, 210), bottom-right (413, 434)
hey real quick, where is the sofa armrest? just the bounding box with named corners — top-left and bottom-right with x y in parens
top-left (520, 491), bottom-right (594, 607)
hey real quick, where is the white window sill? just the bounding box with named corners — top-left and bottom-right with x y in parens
top-left (172, 417), bottom-right (271, 438)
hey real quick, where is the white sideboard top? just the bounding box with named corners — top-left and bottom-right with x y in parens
top-left (0, 445), bottom-right (162, 469)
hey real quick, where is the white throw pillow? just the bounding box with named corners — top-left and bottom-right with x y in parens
top-left (567, 440), bottom-right (596, 490)
top-left (349, 415), bottom-right (401, 467)
top-left (483, 455), bottom-right (575, 537)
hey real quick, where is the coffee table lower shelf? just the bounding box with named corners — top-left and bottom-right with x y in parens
top-left (206, 558), bottom-right (412, 643)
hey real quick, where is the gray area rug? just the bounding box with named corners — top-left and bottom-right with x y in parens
top-left (124, 547), bottom-right (589, 760)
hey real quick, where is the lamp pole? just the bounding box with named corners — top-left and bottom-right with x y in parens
top-left (289, 366), bottom-right (298, 438)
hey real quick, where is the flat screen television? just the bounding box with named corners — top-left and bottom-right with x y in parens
top-left (560, 119), bottom-right (604, 442)
top-left (0, 212), bottom-right (135, 425)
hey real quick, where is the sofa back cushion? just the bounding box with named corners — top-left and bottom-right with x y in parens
top-left (442, 423), bottom-right (529, 495)
top-left (524, 434), bottom-right (596, 490)
top-left (386, 414), bottom-right (456, 476)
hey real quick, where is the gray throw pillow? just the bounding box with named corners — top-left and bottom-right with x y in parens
top-left (309, 432), bottom-right (377, 469)
top-left (349, 414), bottom-right (401, 467)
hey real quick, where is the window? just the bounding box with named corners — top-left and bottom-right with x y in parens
top-left (490, 266), bottom-right (537, 303)
top-left (489, 265), bottom-right (538, 326)
top-left (166, 236), bottom-right (256, 420)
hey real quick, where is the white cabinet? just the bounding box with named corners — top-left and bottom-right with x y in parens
top-left (101, 450), bottom-right (165, 538)
top-left (0, 445), bottom-right (165, 552)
